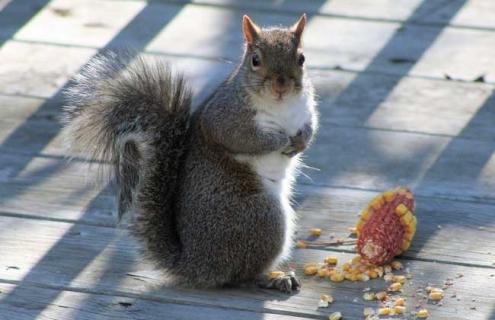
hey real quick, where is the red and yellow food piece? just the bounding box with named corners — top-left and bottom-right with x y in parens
top-left (356, 187), bottom-right (417, 265)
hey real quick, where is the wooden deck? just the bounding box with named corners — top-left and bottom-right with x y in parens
top-left (0, 0), bottom-right (494, 319)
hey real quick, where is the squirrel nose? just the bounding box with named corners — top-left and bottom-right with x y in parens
top-left (272, 76), bottom-right (288, 96)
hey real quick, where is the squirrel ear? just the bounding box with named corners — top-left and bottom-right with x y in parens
top-left (242, 15), bottom-right (260, 45)
top-left (291, 13), bottom-right (307, 43)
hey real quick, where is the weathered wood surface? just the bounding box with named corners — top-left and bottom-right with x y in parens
top-left (0, 283), bottom-right (317, 320)
top-left (1, 0), bottom-right (495, 319)
top-left (0, 216), bottom-right (493, 320)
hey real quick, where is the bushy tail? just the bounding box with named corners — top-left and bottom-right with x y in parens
top-left (62, 51), bottom-right (191, 269)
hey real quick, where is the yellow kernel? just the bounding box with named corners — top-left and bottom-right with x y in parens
top-left (393, 275), bottom-right (407, 284)
top-left (351, 255), bottom-right (362, 265)
top-left (363, 307), bottom-right (374, 317)
top-left (394, 306), bottom-right (406, 314)
top-left (268, 271), bottom-right (285, 280)
top-left (384, 191), bottom-right (395, 202)
top-left (400, 239), bottom-right (411, 251)
top-left (384, 274), bottom-right (394, 282)
top-left (363, 292), bottom-right (375, 301)
top-left (367, 270), bottom-right (378, 278)
top-left (394, 297), bottom-right (406, 306)
top-left (416, 309), bottom-right (429, 318)
top-left (400, 211), bottom-right (414, 226)
top-left (384, 265), bottom-right (393, 273)
top-left (360, 209), bottom-right (372, 221)
top-left (395, 203), bottom-right (408, 216)
top-left (321, 294), bottom-right (334, 303)
top-left (304, 264), bottom-right (318, 276)
top-left (317, 268), bottom-right (328, 277)
top-left (310, 228), bottom-right (322, 237)
top-left (429, 291), bottom-right (444, 301)
top-left (328, 312), bottom-right (342, 320)
top-left (378, 307), bottom-right (391, 315)
top-left (330, 273), bottom-right (345, 282)
top-left (375, 267), bottom-right (384, 277)
top-left (324, 256), bottom-right (338, 265)
top-left (296, 240), bottom-right (307, 249)
top-left (370, 196), bottom-right (385, 209)
top-left (391, 261), bottom-right (403, 270)
top-left (388, 282), bottom-right (403, 292)
top-left (342, 262), bottom-right (351, 271)
top-left (375, 291), bottom-right (388, 300)
top-left (357, 273), bottom-right (370, 282)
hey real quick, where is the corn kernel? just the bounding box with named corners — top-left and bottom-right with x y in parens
top-left (370, 196), bottom-right (384, 209)
top-left (400, 212), bottom-right (414, 226)
top-left (304, 264), bottom-right (318, 276)
top-left (357, 274), bottom-right (370, 282)
top-left (395, 203), bottom-right (408, 216)
top-left (317, 267), bottom-right (328, 277)
top-left (363, 292), bottom-right (375, 301)
top-left (348, 227), bottom-right (357, 234)
top-left (375, 267), bottom-right (384, 277)
top-left (360, 209), bottom-right (371, 221)
top-left (351, 255), bottom-right (362, 265)
top-left (391, 261), bottom-right (403, 270)
top-left (330, 272), bottom-right (345, 282)
top-left (388, 282), bottom-right (402, 292)
top-left (394, 306), bottom-right (406, 314)
top-left (268, 271), bottom-right (285, 280)
top-left (429, 291), bottom-right (444, 301)
top-left (367, 270), bottom-right (378, 278)
top-left (296, 240), bottom-right (307, 249)
top-left (310, 228), bottom-right (322, 237)
top-left (342, 262), bottom-right (351, 271)
top-left (321, 294), bottom-right (334, 303)
top-left (378, 307), bottom-right (391, 316)
top-left (375, 291), bottom-right (388, 300)
top-left (328, 311), bottom-right (342, 320)
top-left (394, 297), bottom-right (406, 306)
top-left (384, 265), bottom-right (392, 273)
top-left (400, 239), bottom-right (411, 251)
top-left (383, 191), bottom-right (395, 202)
top-left (363, 307), bottom-right (374, 317)
top-left (324, 256), bottom-right (338, 265)
top-left (393, 275), bottom-right (406, 284)
top-left (416, 309), bottom-right (429, 318)
top-left (384, 274), bottom-right (394, 282)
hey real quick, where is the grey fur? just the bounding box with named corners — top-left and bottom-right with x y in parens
top-left (62, 18), bottom-right (317, 292)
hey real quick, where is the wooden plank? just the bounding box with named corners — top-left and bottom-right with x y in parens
top-left (419, 0), bottom-right (495, 30)
top-left (125, 0), bottom-right (495, 31)
top-left (0, 283), bottom-right (316, 320)
top-left (304, 125), bottom-right (495, 202)
top-left (10, 1), bottom-right (495, 83)
top-left (0, 216), bottom-right (492, 319)
top-left (0, 41), bottom-right (232, 103)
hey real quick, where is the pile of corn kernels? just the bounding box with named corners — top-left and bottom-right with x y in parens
top-left (301, 254), bottom-right (446, 319)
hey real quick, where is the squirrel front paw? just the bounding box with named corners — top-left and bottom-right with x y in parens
top-left (282, 130), bottom-right (306, 157)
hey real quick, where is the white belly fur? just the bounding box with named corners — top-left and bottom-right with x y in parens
top-left (236, 91), bottom-right (316, 266)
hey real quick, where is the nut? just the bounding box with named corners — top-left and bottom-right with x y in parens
top-left (310, 228), bottom-right (322, 237)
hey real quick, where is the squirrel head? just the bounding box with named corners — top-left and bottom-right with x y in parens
top-left (240, 14), bottom-right (307, 102)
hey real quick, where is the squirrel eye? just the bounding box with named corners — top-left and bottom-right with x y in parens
top-left (251, 53), bottom-right (261, 68)
top-left (298, 54), bottom-right (305, 66)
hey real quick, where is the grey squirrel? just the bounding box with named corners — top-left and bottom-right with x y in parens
top-left (62, 14), bottom-right (318, 293)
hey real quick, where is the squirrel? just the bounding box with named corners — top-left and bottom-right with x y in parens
top-left (62, 14), bottom-right (318, 293)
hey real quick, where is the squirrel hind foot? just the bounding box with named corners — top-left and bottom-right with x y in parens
top-left (256, 271), bottom-right (301, 294)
